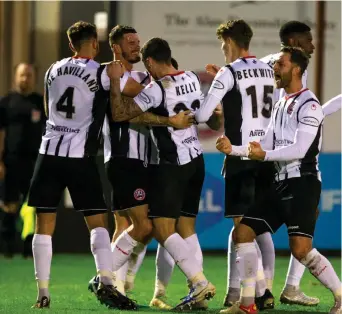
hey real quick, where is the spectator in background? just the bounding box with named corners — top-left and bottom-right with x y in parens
top-left (0, 63), bottom-right (45, 258)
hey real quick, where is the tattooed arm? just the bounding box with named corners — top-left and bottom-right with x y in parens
top-left (110, 78), bottom-right (144, 122)
top-left (130, 112), bottom-right (170, 126)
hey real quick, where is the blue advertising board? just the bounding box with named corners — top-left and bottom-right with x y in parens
top-left (148, 153), bottom-right (341, 250)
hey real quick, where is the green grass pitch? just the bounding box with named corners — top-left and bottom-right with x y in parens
top-left (0, 254), bottom-right (340, 313)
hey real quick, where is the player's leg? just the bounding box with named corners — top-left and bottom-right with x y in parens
top-left (149, 162), bottom-right (176, 308)
top-left (223, 168), bottom-right (269, 308)
top-left (220, 182), bottom-right (281, 314)
top-left (112, 211), bottom-right (131, 295)
top-left (177, 155), bottom-right (207, 309)
top-left (125, 241), bottom-right (147, 292)
top-left (104, 158), bottom-right (151, 299)
top-left (124, 163), bottom-right (158, 294)
top-left (150, 243), bottom-right (175, 309)
top-left (69, 157), bottom-right (137, 310)
top-left (280, 206), bottom-right (320, 306)
top-left (111, 203), bottom-right (151, 272)
top-left (285, 177), bottom-right (341, 313)
top-left (223, 167), bottom-right (250, 307)
top-left (150, 161), bottom-right (215, 309)
top-left (254, 163), bottom-right (276, 293)
top-left (27, 154), bottom-right (65, 308)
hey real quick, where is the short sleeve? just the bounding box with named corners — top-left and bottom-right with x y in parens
top-left (100, 65), bottom-right (110, 91)
top-left (101, 68), bottom-right (130, 92)
top-left (133, 82), bottom-right (163, 112)
top-left (297, 102), bottom-right (324, 135)
top-left (207, 66), bottom-right (235, 101)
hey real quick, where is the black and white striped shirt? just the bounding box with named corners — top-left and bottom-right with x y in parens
top-left (134, 71), bottom-right (203, 165)
top-left (261, 88), bottom-right (324, 181)
top-left (102, 71), bottom-right (152, 163)
top-left (40, 57), bottom-right (108, 158)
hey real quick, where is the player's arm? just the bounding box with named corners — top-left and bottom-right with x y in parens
top-left (206, 103), bottom-right (223, 131)
top-left (121, 77), bottom-right (186, 127)
top-left (110, 78), bottom-right (144, 121)
top-left (322, 94), bottom-right (342, 116)
top-left (122, 77), bottom-right (144, 98)
top-left (120, 76), bottom-right (167, 125)
top-left (249, 103), bottom-right (324, 161)
top-left (259, 120), bottom-right (275, 150)
top-left (195, 66), bottom-right (234, 123)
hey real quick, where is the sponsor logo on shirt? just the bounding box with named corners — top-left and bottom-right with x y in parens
top-left (300, 116), bottom-right (319, 127)
top-left (212, 79), bottom-right (224, 89)
top-left (249, 129), bottom-right (265, 137)
top-left (50, 123), bottom-right (80, 133)
top-left (275, 139), bottom-right (294, 145)
top-left (182, 136), bottom-right (198, 144)
top-left (137, 92), bottom-right (151, 104)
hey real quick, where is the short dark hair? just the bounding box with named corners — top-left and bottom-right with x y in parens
top-left (279, 21), bottom-right (311, 45)
top-left (141, 38), bottom-right (171, 64)
top-left (109, 25), bottom-right (137, 46)
top-left (216, 19), bottom-right (253, 50)
top-left (67, 21), bottom-right (97, 51)
top-left (171, 57), bottom-right (178, 70)
top-left (281, 46), bottom-right (309, 75)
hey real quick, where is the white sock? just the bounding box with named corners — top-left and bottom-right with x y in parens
top-left (184, 234), bottom-right (203, 270)
top-left (163, 233), bottom-right (205, 284)
top-left (126, 243), bottom-right (147, 291)
top-left (32, 234), bottom-right (52, 301)
top-left (111, 230), bottom-right (138, 272)
top-left (300, 249), bottom-right (342, 299)
top-left (235, 242), bottom-right (258, 307)
top-left (284, 254), bottom-right (306, 288)
top-left (226, 227), bottom-right (240, 293)
top-left (255, 240), bottom-right (267, 297)
top-left (256, 232), bottom-right (275, 291)
top-left (154, 243), bottom-right (175, 297)
top-left (111, 243), bottom-right (128, 296)
top-left (90, 227), bottom-right (113, 286)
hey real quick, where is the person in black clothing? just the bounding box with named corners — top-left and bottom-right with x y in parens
top-left (0, 63), bottom-right (45, 258)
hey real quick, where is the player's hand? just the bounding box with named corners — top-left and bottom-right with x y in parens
top-left (112, 44), bottom-right (123, 61)
top-left (106, 60), bottom-right (125, 79)
top-left (0, 161), bottom-right (5, 180)
top-left (213, 104), bottom-right (223, 118)
top-left (205, 64), bottom-right (220, 77)
top-left (216, 135), bottom-right (232, 154)
top-left (169, 110), bottom-right (194, 129)
top-left (248, 141), bottom-right (266, 160)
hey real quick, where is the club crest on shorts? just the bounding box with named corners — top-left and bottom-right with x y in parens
top-left (134, 188), bottom-right (146, 201)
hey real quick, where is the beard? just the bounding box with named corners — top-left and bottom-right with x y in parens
top-left (122, 51), bottom-right (141, 64)
top-left (276, 69), bottom-right (292, 88)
